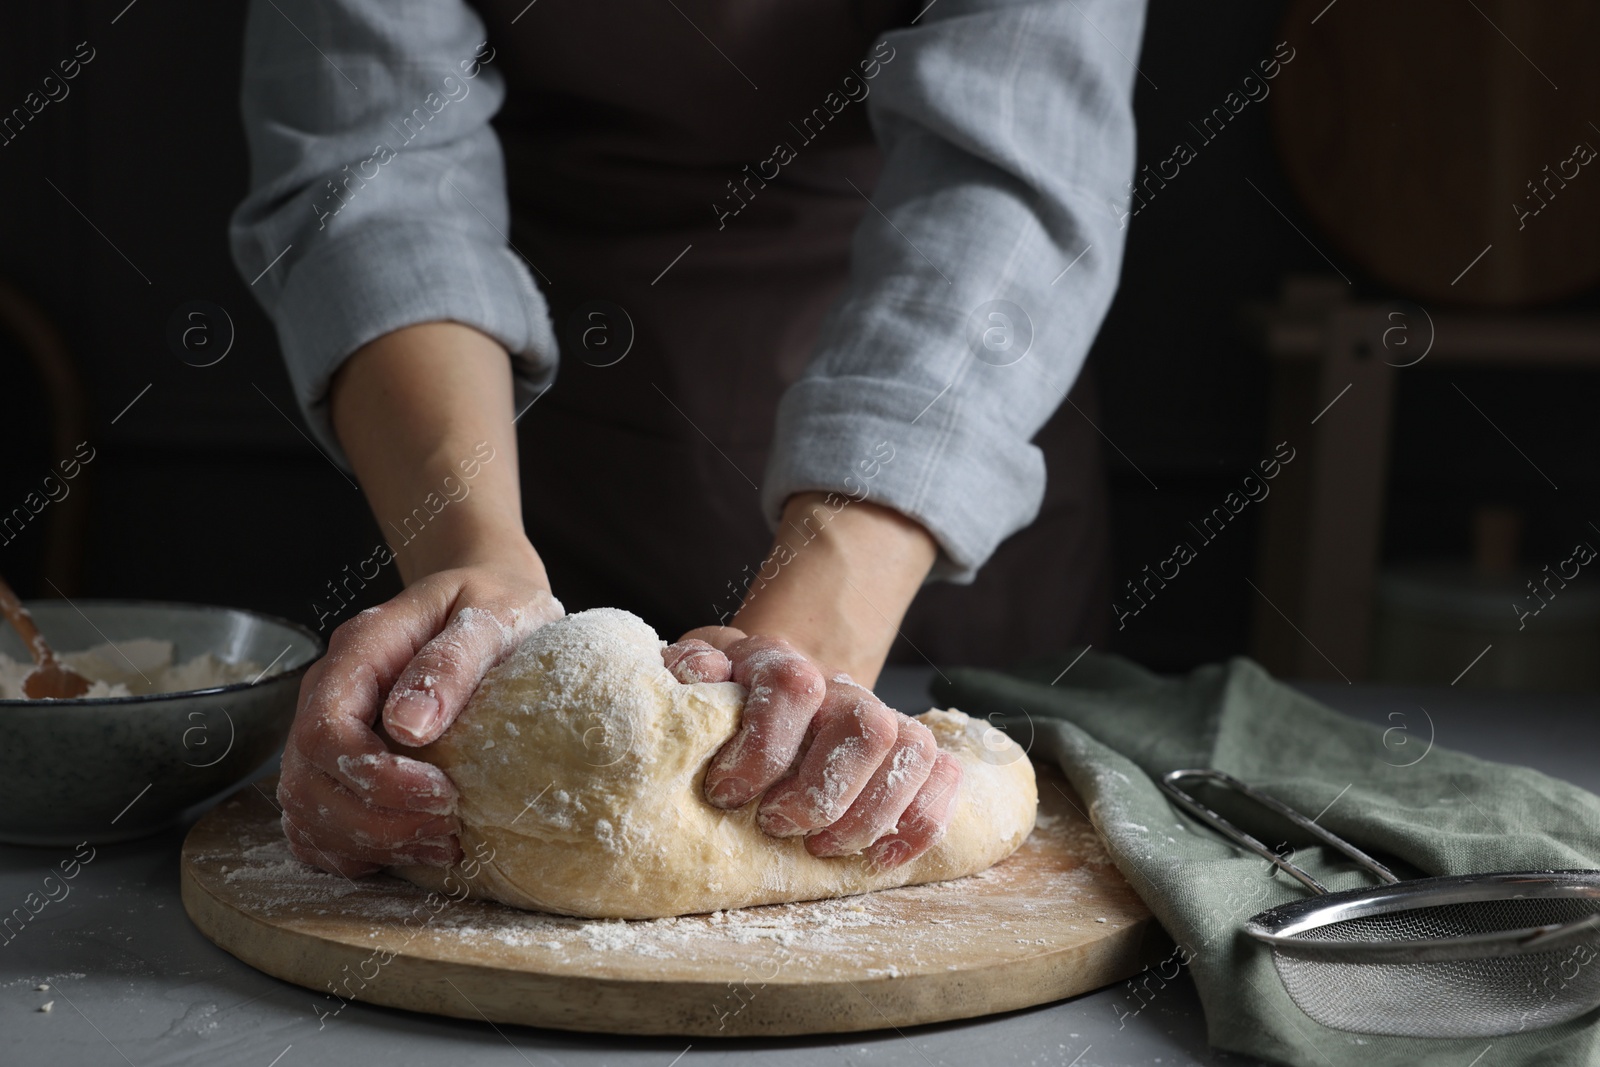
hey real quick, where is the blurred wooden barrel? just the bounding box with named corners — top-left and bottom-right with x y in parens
top-left (1272, 0), bottom-right (1600, 306)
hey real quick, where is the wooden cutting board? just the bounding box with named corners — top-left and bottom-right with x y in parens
top-left (181, 770), bottom-right (1159, 1037)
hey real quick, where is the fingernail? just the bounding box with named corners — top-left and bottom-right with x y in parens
top-left (403, 776), bottom-right (456, 814)
top-left (870, 839), bottom-right (910, 869)
top-left (403, 771), bottom-right (460, 812)
top-left (415, 837), bottom-right (460, 867)
top-left (807, 833), bottom-right (842, 858)
top-left (388, 691), bottom-right (440, 741)
top-left (708, 776), bottom-right (750, 808)
top-left (760, 809), bottom-right (801, 837)
top-left (396, 846), bottom-right (456, 869)
top-left (409, 818), bottom-right (460, 842)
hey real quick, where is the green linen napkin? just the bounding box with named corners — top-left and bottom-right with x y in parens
top-left (932, 651), bottom-right (1600, 1067)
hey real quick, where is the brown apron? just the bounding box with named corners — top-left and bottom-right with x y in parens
top-left (473, 0), bottom-right (1109, 668)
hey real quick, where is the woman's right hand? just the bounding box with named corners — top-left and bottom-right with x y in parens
top-left (277, 560), bottom-right (563, 877)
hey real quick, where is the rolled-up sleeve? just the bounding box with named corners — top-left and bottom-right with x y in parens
top-left (762, 0), bottom-right (1146, 582)
top-left (229, 0), bottom-right (558, 467)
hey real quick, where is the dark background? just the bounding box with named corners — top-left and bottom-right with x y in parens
top-left (2, 0), bottom-right (1596, 676)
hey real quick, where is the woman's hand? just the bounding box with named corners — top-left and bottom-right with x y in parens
top-left (283, 320), bottom-right (555, 876)
top-left (659, 489), bottom-right (957, 870)
top-left (662, 629), bottom-right (961, 870)
top-left (278, 561), bottom-right (562, 877)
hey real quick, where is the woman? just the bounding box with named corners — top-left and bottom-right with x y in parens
top-left (231, 0), bottom-right (1143, 878)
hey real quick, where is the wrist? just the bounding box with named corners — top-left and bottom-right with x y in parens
top-left (732, 491), bottom-right (937, 685)
top-left (393, 512), bottom-right (545, 588)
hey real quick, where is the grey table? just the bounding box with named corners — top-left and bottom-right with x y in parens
top-left (5, 670), bottom-right (1596, 1067)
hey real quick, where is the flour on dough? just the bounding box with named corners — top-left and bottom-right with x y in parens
top-left (395, 608), bottom-right (1036, 919)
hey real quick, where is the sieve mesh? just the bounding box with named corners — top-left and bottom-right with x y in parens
top-left (1160, 769), bottom-right (1600, 1037)
top-left (1270, 897), bottom-right (1600, 1037)
top-left (1294, 897), bottom-right (1600, 943)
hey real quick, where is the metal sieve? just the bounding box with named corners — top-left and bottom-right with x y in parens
top-left (1160, 768), bottom-right (1600, 1037)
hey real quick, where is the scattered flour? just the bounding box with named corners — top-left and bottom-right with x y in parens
top-left (193, 784), bottom-right (1127, 982)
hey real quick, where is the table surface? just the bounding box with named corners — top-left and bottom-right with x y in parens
top-left (5, 668), bottom-right (1597, 1067)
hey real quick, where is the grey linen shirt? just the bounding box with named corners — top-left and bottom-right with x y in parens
top-left (230, 0), bottom-right (1146, 582)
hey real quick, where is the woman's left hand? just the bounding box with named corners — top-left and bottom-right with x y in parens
top-left (661, 626), bottom-right (962, 869)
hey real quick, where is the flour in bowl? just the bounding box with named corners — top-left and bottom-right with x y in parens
top-left (0, 638), bottom-right (267, 699)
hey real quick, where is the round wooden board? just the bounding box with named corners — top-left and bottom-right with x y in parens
top-left (181, 771), bottom-right (1159, 1037)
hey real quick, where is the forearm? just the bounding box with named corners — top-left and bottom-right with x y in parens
top-left (762, 0), bottom-right (1139, 585)
top-left (732, 492), bottom-right (937, 686)
top-left (329, 321), bottom-right (541, 585)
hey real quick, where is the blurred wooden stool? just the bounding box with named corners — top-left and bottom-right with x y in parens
top-left (1246, 277), bottom-right (1600, 681)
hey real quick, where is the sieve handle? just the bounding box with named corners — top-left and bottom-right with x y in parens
top-left (1160, 769), bottom-right (1400, 895)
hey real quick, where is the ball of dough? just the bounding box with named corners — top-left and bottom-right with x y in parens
top-left (395, 608), bottom-right (1036, 919)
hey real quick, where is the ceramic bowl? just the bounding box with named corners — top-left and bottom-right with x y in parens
top-left (0, 600), bottom-right (321, 845)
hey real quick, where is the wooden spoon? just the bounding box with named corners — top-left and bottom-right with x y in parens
top-left (0, 576), bottom-right (91, 699)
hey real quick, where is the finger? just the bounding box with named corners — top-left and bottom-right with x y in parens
top-left (703, 637), bottom-right (826, 808)
top-left (866, 752), bottom-right (964, 870)
top-left (278, 745), bottom-right (462, 865)
top-left (296, 602), bottom-right (463, 812)
top-left (382, 601), bottom-right (542, 746)
top-left (281, 815), bottom-right (382, 878)
top-left (294, 683), bottom-right (459, 815)
top-left (804, 715), bottom-right (937, 857)
top-left (678, 625), bottom-right (747, 652)
top-left (755, 676), bottom-right (899, 836)
top-left (662, 639), bottom-right (733, 684)
top-left (283, 811), bottom-right (458, 872)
